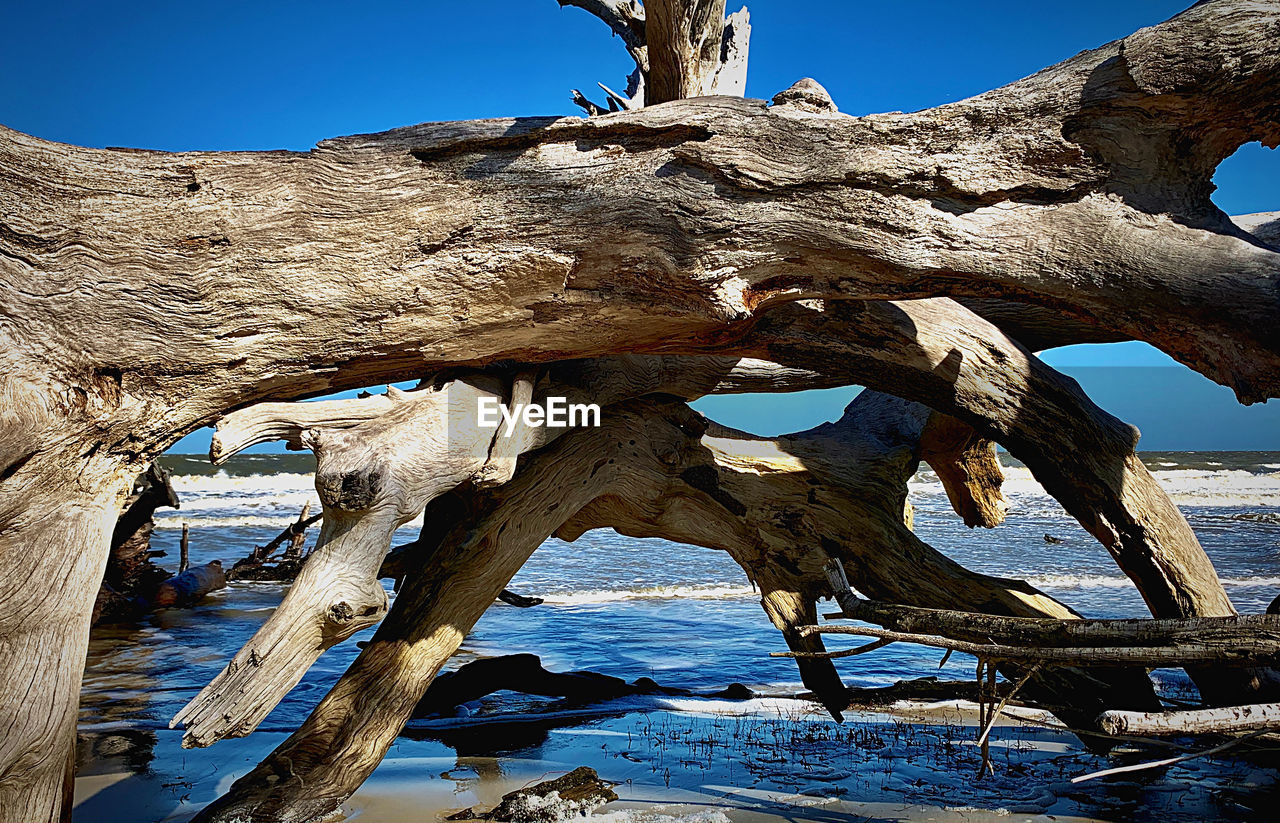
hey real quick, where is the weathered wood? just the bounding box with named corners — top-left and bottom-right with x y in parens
top-left (103, 463), bottom-right (179, 602)
top-left (151, 561), bottom-right (226, 609)
top-left (739, 298), bottom-right (1278, 704)
top-left (1, 1), bottom-right (1278, 817)
top-left (191, 400), bottom-right (642, 823)
top-left (193, 395), bottom-right (1157, 822)
top-left (803, 623), bottom-right (1280, 668)
top-left (644, 0), bottom-right (728, 103)
top-left (822, 565), bottom-right (1280, 651)
top-left (413, 653), bottom-right (692, 717)
top-left (173, 377), bottom-right (528, 748)
top-left (557, 392), bottom-right (1161, 727)
top-left (487, 766), bottom-right (617, 821)
top-left (755, 572), bottom-right (848, 721)
top-left (227, 503), bottom-right (321, 581)
top-left (1099, 703), bottom-right (1280, 737)
top-left (817, 563), bottom-right (1280, 667)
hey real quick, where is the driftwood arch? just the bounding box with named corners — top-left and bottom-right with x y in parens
top-left (0, 1), bottom-right (1278, 820)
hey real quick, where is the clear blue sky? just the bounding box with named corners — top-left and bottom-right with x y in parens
top-left (2, 1), bottom-right (1275, 451)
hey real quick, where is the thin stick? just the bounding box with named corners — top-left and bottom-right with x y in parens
top-left (976, 658), bottom-right (991, 778)
top-left (976, 663), bottom-right (1043, 749)
top-left (770, 637), bottom-right (893, 659)
top-left (799, 624), bottom-right (1280, 667)
top-left (179, 523), bottom-right (190, 573)
top-left (1070, 729), bottom-right (1270, 783)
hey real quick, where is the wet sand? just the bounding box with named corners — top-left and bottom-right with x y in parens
top-left (73, 697), bottom-right (1279, 822)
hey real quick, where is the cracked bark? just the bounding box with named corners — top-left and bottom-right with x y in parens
top-left (0, 1), bottom-right (1277, 817)
top-left (192, 393), bottom-right (1156, 822)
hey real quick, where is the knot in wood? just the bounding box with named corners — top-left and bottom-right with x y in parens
top-left (327, 600), bottom-right (355, 624)
top-left (771, 78), bottom-right (838, 113)
top-left (316, 467), bottom-right (384, 511)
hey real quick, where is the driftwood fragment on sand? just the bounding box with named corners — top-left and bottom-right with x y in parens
top-left (1098, 703), bottom-right (1280, 737)
top-left (450, 766), bottom-right (617, 822)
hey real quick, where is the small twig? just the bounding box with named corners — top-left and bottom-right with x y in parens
top-left (976, 663), bottom-right (1043, 748)
top-left (597, 82), bottom-right (634, 110)
top-left (571, 90), bottom-right (608, 116)
top-left (1071, 729), bottom-right (1270, 783)
top-left (770, 638), bottom-right (893, 659)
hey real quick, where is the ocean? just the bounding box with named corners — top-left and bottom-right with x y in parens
top-left (75, 452), bottom-right (1280, 821)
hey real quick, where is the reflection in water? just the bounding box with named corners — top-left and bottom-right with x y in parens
top-left (73, 452), bottom-right (1280, 822)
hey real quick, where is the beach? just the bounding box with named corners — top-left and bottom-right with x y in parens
top-left (74, 451), bottom-right (1280, 821)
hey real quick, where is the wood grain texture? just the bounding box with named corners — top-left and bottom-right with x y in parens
top-left (0, 2), bottom-right (1277, 818)
top-left (194, 395), bottom-right (1152, 822)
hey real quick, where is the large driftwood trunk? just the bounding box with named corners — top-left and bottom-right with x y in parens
top-left (730, 298), bottom-right (1280, 702)
top-left (0, 1), bottom-right (1278, 819)
top-left (189, 392), bottom-right (1158, 822)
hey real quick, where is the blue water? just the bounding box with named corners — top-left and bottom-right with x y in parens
top-left (75, 452), bottom-right (1280, 821)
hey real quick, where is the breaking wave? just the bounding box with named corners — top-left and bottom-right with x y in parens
top-left (1027, 573), bottom-right (1280, 590)
top-left (538, 584), bottom-right (759, 605)
top-left (912, 466), bottom-right (1280, 508)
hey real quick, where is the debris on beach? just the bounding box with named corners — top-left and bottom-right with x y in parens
top-left (447, 766), bottom-right (617, 822)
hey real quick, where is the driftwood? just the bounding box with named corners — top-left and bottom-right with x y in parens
top-left (413, 653), bottom-right (742, 717)
top-left (475, 766), bottom-right (618, 822)
top-left (151, 562), bottom-right (227, 610)
top-left (94, 464), bottom-right (181, 623)
top-left (1098, 704), bottom-right (1280, 737)
top-left (186, 393), bottom-right (1160, 823)
top-left (1, 1), bottom-right (1279, 819)
top-left (819, 563), bottom-right (1280, 741)
top-left (94, 464), bottom-right (226, 623)
top-left (226, 502), bottom-right (322, 581)
top-left (815, 562), bottom-right (1280, 668)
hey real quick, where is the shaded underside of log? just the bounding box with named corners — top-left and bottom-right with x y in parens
top-left (413, 653), bottom-right (748, 718)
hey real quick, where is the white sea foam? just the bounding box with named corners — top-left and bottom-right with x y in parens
top-left (169, 471), bottom-right (316, 494)
top-left (913, 466), bottom-right (1280, 508)
top-left (1027, 573), bottom-right (1280, 590)
top-left (539, 584), bottom-right (758, 605)
top-left (154, 512), bottom-right (426, 530)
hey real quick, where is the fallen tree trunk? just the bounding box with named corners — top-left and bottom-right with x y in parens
top-left (191, 395), bottom-right (1157, 823)
top-left (151, 561), bottom-right (227, 610)
top-left (413, 653), bottom-right (713, 717)
top-left (2, 1), bottom-right (1278, 818)
top-left (822, 569), bottom-right (1280, 652)
top-left (804, 623), bottom-right (1280, 668)
top-left (1099, 703), bottom-right (1280, 737)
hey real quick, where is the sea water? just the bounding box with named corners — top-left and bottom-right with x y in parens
top-left (76, 452), bottom-right (1280, 820)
